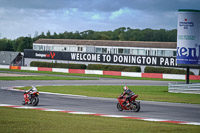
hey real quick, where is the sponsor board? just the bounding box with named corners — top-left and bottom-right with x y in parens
top-left (177, 9), bottom-right (200, 66)
top-left (24, 49), bottom-right (177, 67)
top-left (35, 52), bottom-right (55, 59)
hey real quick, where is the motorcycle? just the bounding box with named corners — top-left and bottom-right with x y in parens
top-left (22, 88), bottom-right (39, 106)
top-left (117, 93), bottom-right (140, 112)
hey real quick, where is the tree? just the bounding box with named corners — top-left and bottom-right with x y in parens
top-left (16, 37), bottom-right (33, 52)
top-left (46, 31), bottom-right (51, 38)
top-left (0, 38), bottom-right (8, 51)
top-left (53, 32), bottom-right (58, 39)
top-left (34, 31), bottom-right (39, 38)
top-left (0, 27), bottom-right (177, 52)
top-left (39, 32), bottom-right (46, 38)
top-left (5, 40), bottom-right (14, 51)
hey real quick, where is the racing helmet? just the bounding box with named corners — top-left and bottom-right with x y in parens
top-left (32, 86), bottom-right (37, 91)
top-left (123, 86), bottom-right (128, 91)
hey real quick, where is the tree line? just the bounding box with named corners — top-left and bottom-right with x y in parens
top-left (0, 27), bottom-right (177, 52)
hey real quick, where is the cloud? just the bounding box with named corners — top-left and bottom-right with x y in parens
top-left (91, 14), bottom-right (105, 20)
top-left (0, 0), bottom-right (200, 12)
top-left (0, 0), bottom-right (200, 39)
top-left (109, 8), bottom-right (132, 20)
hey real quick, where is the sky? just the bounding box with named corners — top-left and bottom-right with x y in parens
top-left (0, 0), bottom-right (199, 39)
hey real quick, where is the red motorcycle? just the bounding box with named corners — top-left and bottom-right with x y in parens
top-left (117, 94), bottom-right (140, 112)
top-left (22, 90), bottom-right (39, 106)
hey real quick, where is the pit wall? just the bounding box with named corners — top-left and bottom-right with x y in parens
top-left (0, 65), bottom-right (200, 80)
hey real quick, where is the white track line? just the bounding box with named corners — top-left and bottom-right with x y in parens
top-left (69, 112), bottom-right (96, 115)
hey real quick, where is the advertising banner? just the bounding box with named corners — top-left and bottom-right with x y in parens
top-left (177, 9), bottom-right (200, 66)
top-left (24, 49), bottom-right (177, 67)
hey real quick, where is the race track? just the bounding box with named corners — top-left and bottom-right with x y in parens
top-left (0, 71), bottom-right (200, 124)
top-left (1, 89), bottom-right (200, 123)
top-left (0, 70), bottom-right (175, 86)
top-left (0, 79), bottom-right (173, 87)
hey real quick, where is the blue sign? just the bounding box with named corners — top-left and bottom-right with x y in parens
top-left (176, 45), bottom-right (200, 65)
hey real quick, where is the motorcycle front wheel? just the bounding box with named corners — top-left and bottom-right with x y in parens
top-left (132, 102), bottom-right (140, 112)
top-left (22, 99), bottom-right (25, 105)
top-left (117, 103), bottom-right (123, 111)
top-left (32, 97), bottom-right (39, 106)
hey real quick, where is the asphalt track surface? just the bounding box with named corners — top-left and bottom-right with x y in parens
top-left (0, 71), bottom-right (200, 123)
top-left (1, 89), bottom-right (200, 123)
top-left (0, 79), bottom-right (173, 87)
top-left (0, 70), bottom-right (177, 86)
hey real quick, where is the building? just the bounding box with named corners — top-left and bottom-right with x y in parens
top-left (32, 39), bottom-right (177, 57)
top-left (24, 39), bottom-right (200, 74)
top-left (0, 51), bottom-right (23, 66)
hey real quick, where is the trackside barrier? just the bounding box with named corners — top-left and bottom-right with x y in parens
top-left (21, 66), bottom-right (38, 71)
top-left (121, 72), bottom-right (142, 77)
top-left (85, 70), bottom-right (103, 75)
top-left (69, 69), bottom-right (85, 74)
top-left (10, 66), bottom-right (21, 70)
top-left (142, 73), bottom-right (163, 79)
top-left (0, 65), bottom-right (199, 80)
top-left (52, 68), bottom-right (69, 73)
top-left (163, 74), bottom-right (185, 80)
top-left (0, 65), bottom-right (9, 69)
top-left (38, 67), bottom-right (52, 72)
top-left (168, 83), bottom-right (200, 94)
top-left (189, 75), bottom-right (200, 80)
top-left (103, 71), bottom-right (121, 76)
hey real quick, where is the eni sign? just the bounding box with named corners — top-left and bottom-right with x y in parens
top-left (177, 9), bottom-right (200, 66)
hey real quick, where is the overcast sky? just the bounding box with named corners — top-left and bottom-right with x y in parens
top-left (0, 0), bottom-right (199, 39)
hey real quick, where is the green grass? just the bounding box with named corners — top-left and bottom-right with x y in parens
top-left (0, 76), bottom-right (95, 80)
top-left (19, 85), bottom-right (200, 104)
top-left (1, 68), bottom-right (199, 83)
top-left (1, 107), bottom-right (199, 133)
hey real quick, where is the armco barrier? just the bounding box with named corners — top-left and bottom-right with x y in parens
top-left (103, 71), bottom-right (121, 76)
top-left (142, 73), bottom-right (163, 79)
top-left (0, 65), bottom-right (199, 80)
top-left (168, 83), bottom-right (200, 94)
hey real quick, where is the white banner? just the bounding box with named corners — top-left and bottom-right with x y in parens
top-left (177, 9), bottom-right (200, 66)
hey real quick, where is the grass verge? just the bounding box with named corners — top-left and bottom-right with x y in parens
top-left (1, 107), bottom-right (199, 133)
top-left (0, 76), bottom-right (95, 80)
top-left (19, 85), bottom-right (200, 104)
top-left (1, 68), bottom-right (199, 83)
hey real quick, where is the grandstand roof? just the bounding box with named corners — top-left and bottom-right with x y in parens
top-left (34, 39), bottom-right (177, 49)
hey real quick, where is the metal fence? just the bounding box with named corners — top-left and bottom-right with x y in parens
top-left (168, 83), bottom-right (200, 94)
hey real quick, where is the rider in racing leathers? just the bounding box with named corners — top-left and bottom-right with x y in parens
top-left (27, 86), bottom-right (37, 103)
top-left (122, 86), bottom-right (135, 107)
